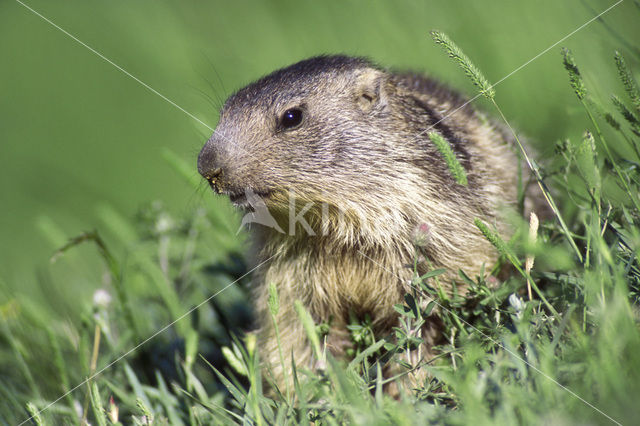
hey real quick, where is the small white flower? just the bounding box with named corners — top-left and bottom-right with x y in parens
top-left (74, 399), bottom-right (84, 419)
top-left (155, 213), bottom-right (174, 234)
top-left (93, 289), bottom-right (112, 308)
top-left (508, 293), bottom-right (524, 319)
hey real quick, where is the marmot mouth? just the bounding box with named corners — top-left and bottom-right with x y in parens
top-left (227, 189), bottom-right (273, 209)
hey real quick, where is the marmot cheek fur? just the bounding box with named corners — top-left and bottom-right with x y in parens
top-left (198, 55), bottom-right (541, 393)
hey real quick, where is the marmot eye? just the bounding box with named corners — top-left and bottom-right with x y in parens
top-left (280, 108), bottom-right (303, 129)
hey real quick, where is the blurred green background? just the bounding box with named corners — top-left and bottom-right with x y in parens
top-left (0, 0), bottom-right (638, 308)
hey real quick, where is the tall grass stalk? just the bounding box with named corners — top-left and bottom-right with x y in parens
top-left (82, 324), bottom-right (102, 425)
top-left (52, 231), bottom-right (141, 341)
top-left (614, 51), bottom-right (640, 113)
top-left (562, 48), bottom-right (640, 212)
top-left (428, 131), bottom-right (468, 185)
top-left (431, 30), bottom-right (584, 263)
top-left (268, 283), bottom-right (292, 401)
top-left (474, 218), bottom-right (559, 316)
top-left (430, 30), bottom-right (495, 99)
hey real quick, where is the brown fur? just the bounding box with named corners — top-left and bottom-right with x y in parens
top-left (198, 55), bottom-right (539, 394)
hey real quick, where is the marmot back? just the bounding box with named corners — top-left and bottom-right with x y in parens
top-left (198, 55), bottom-right (539, 394)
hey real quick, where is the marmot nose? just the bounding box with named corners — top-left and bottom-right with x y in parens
top-left (198, 141), bottom-right (219, 176)
top-left (197, 141), bottom-right (224, 191)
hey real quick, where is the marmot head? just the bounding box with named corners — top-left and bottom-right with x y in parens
top-left (197, 55), bottom-right (464, 233)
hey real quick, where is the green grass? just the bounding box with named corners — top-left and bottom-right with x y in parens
top-left (2, 2), bottom-right (640, 425)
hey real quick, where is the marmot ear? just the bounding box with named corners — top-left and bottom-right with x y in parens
top-left (354, 69), bottom-right (388, 113)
